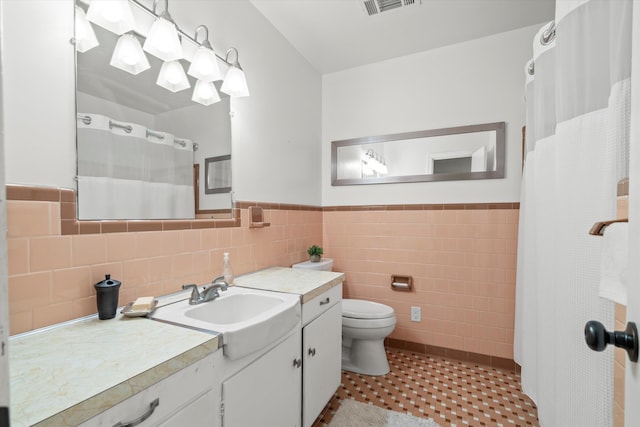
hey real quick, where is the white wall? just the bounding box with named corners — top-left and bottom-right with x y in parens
top-left (3, 0), bottom-right (76, 189)
top-left (322, 24), bottom-right (540, 205)
top-left (2, 0), bottom-right (323, 207)
top-left (170, 1), bottom-right (323, 206)
top-left (0, 0), bottom-right (9, 406)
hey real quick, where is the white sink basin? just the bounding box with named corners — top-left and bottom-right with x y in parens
top-left (151, 286), bottom-right (300, 360)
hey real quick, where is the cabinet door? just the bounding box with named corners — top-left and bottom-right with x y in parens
top-left (222, 331), bottom-right (302, 427)
top-left (158, 389), bottom-right (217, 427)
top-left (303, 303), bottom-right (342, 427)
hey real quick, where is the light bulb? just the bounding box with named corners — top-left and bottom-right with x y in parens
top-left (192, 80), bottom-right (220, 105)
top-left (143, 17), bottom-right (183, 61)
top-left (221, 66), bottom-right (249, 97)
top-left (197, 60), bottom-right (213, 76)
top-left (86, 0), bottom-right (135, 35)
top-left (187, 46), bottom-right (221, 82)
top-left (110, 34), bottom-right (150, 75)
top-left (198, 82), bottom-right (214, 99)
top-left (167, 68), bottom-right (181, 84)
top-left (157, 60), bottom-right (190, 92)
top-left (120, 44), bottom-right (139, 65)
top-left (101, 4), bottom-right (123, 22)
top-left (75, 6), bottom-right (99, 53)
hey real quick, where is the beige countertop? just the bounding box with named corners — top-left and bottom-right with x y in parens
top-left (10, 313), bottom-right (219, 427)
top-left (233, 267), bottom-right (345, 303)
top-left (9, 266), bottom-right (343, 426)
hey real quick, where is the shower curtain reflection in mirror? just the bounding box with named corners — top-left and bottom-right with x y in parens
top-left (76, 113), bottom-right (196, 220)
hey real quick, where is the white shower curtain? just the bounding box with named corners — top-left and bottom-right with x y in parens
top-left (77, 113), bottom-right (195, 220)
top-left (515, 1), bottom-right (632, 426)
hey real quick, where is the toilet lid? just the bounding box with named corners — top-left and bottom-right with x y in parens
top-left (342, 299), bottom-right (394, 319)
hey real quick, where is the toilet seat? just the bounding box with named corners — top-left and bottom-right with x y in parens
top-left (342, 299), bottom-right (394, 320)
top-left (342, 316), bottom-right (396, 329)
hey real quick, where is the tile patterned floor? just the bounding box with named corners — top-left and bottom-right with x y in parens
top-left (312, 348), bottom-right (539, 427)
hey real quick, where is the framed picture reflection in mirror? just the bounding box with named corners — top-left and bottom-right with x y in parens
top-left (205, 155), bottom-right (232, 194)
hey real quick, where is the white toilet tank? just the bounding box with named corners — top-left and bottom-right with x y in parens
top-left (292, 258), bottom-right (333, 271)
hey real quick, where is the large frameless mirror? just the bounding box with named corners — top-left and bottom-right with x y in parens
top-left (74, 1), bottom-right (233, 220)
top-left (331, 122), bottom-right (505, 186)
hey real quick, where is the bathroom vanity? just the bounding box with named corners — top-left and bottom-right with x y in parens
top-left (231, 267), bottom-right (344, 427)
top-left (9, 267), bottom-right (344, 427)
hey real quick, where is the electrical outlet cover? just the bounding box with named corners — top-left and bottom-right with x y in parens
top-left (411, 306), bottom-right (421, 322)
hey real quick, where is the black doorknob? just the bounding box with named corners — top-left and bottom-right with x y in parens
top-left (584, 320), bottom-right (639, 363)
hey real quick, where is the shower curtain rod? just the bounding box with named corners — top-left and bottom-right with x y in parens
top-left (77, 114), bottom-right (199, 151)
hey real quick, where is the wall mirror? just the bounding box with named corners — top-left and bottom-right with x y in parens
top-left (331, 122), bottom-right (505, 186)
top-left (74, 2), bottom-right (233, 220)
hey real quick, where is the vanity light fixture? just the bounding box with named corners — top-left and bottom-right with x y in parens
top-left (110, 33), bottom-right (150, 75)
top-left (74, 6), bottom-right (99, 52)
top-left (143, 0), bottom-right (183, 61)
top-left (86, 0), bottom-right (135, 35)
top-left (188, 25), bottom-right (222, 82)
top-left (192, 80), bottom-right (221, 106)
top-left (220, 48), bottom-right (250, 98)
top-left (156, 60), bottom-right (190, 92)
top-left (77, 0), bottom-right (251, 101)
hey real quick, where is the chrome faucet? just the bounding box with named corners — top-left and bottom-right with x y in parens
top-left (182, 277), bottom-right (229, 305)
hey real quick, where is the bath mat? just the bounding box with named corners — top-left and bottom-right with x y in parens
top-left (327, 399), bottom-right (441, 427)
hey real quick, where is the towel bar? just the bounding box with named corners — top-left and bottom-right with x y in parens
top-left (589, 218), bottom-right (628, 236)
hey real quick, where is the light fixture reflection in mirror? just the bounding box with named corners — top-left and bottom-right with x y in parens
top-left (110, 33), bottom-right (150, 74)
top-left (74, 6), bottom-right (99, 52)
top-left (331, 122), bottom-right (505, 186)
top-left (157, 60), bottom-right (190, 92)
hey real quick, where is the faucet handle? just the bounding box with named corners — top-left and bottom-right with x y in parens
top-left (182, 284), bottom-right (201, 304)
top-left (212, 276), bottom-right (229, 290)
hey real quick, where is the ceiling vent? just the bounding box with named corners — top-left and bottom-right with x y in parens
top-left (361, 0), bottom-right (421, 16)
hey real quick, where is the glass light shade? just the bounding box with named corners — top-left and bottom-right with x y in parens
top-left (143, 17), bottom-right (183, 61)
top-left (156, 60), bottom-right (190, 92)
top-left (75, 6), bottom-right (99, 52)
top-left (220, 66), bottom-right (250, 98)
top-left (192, 80), bottom-right (221, 106)
top-left (187, 46), bottom-right (222, 82)
top-left (86, 0), bottom-right (135, 35)
top-left (110, 34), bottom-right (150, 75)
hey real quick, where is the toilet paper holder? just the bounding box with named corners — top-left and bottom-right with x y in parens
top-left (391, 275), bottom-right (412, 291)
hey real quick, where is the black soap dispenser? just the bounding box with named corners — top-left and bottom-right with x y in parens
top-left (94, 274), bottom-right (121, 320)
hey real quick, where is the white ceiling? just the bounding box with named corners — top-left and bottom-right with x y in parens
top-left (250, 0), bottom-right (556, 74)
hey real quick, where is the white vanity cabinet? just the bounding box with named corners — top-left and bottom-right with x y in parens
top-left (301, 284), bottom-right (343, 427)
top-left (221, 329), bottom-right (302, 427)
top-left (79, 350), bottom-right (223, 427)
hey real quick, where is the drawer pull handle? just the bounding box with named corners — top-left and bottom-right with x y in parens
top-left (308, 347), bottom-right (316, 357)
top-left (293, 358), bottom-right (302, 368)
top-left (113, 398), bottom-right (159, 427)
top-left (319, 297), bottom-right (330, 306)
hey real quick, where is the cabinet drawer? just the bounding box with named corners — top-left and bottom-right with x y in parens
top-left (301, 283), bottom-right (342, 326)
top-left (79, 350), bottom-right (221, 427)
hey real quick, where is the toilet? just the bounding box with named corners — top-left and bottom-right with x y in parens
top-left (292, 258), bottom-right (397, 376)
